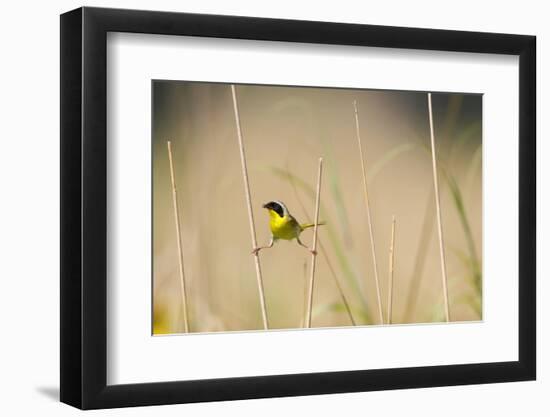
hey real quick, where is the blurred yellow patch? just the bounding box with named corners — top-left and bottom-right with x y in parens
top-left (153, 304), bottom-right (171, 335)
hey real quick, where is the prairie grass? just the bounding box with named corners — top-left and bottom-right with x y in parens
top-left (305, 158), bottom-right (323, 328)
top-left (152, 83), bottom-right (482, 333)
top-left (231, 85), bottom-right (269, 329)
top-left (166, 141), bottom-right (190, 332)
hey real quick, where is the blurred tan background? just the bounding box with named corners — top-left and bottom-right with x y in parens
top-left (152, 81), bottom-right (482, 334)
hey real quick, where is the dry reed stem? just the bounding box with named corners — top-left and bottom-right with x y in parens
top-left (305, 158), bottom-right (323, 328)
top-left (230, 85), bottom-right (269, 330)
top-left (387, 216), bottom-right (396, 325)
top-left (428, 93), bottom-right (451, 322)
top-left (353, 100), bottom-right (384, 325)
top-left (286, 163), bottom-right (357, 326)
top-left (302, 260), bottom-right (308, 328)
top-left (167, 141), bottom-right (190, 333)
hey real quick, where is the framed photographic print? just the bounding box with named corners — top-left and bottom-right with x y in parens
top-left (60, 6), bottom-right (536, 409)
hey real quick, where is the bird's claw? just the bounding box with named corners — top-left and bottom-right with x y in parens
top-left (309, 249), bottom-right (318, 256)
top-left (251, 247), bottom-right (260, 255)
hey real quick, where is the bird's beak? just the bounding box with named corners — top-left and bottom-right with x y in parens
top-left (262, 203), bottom-right (268, 209)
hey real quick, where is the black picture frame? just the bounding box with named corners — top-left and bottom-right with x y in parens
top-left (60, 6), bottom-right (536, 410)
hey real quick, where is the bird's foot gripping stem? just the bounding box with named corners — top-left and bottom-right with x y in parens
top-left (251, 237), bottom-right (274, 255)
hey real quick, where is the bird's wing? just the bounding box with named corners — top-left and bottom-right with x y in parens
top-left (288, 215), bottom-right (303, 232)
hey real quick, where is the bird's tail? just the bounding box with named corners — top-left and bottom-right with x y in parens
top-left (300, 221), bottom-right (326, 231)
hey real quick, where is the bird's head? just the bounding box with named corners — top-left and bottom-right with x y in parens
top-left (262, 201), bottom-right (287, 218)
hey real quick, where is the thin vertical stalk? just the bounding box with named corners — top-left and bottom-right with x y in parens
top-left (231, 85), bottom-right (269, 330)
top-left (301, 260), bottom-right (308, 328)
top-left (285, 161), bottom-right (356, 326)
top-left (305, 158), bottom-right (323, 328)
top-left (428, 93), bottom-right (451, 322)
top-left (387, 216), bottom-right (396, 325)
top-left (354, 100), bottom-right (384, 325)
top-left (167, 141), bottom-right (190, 333)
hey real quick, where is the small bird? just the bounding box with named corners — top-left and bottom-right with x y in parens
top-left (252, 200), bottom-right (325, 255)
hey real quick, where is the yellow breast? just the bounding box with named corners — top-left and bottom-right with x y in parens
top-left (268, 210), bottom-right (301, 240)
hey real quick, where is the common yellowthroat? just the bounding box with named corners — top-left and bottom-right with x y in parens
top-left (252, 200), bottom-right (325, 255)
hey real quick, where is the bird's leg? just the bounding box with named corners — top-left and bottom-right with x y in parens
top-left (251, 236), bottom-right (274, 255)
top-left (296, 237), bottom-right (317, 255)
